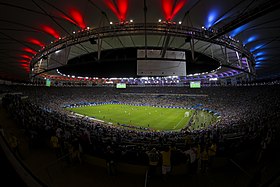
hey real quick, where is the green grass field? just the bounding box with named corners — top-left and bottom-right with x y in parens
top-left (66, 104), bottom-right (195, 131)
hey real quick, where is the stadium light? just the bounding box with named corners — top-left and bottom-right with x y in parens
top-left (178, 21), bottom-right (182, 24)
top-left (110, 22), bottom-right (113, 25)
top-left (209, 78), bottom-right (218, 81)
top-left (158, 19), bottom-right (162, 22)
top-left (130, 19), bottom-right (133, 23)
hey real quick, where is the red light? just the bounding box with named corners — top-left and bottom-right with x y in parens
top-left (116, 0), bottom-right (128, 21)
top-left (105, 0), bottom-right (119, 19)
top-left (28, 38), bottom-right (45, 47)
top-left (20, 55), bottom-right (31, 60)
top-left (162, 0), bottom-right (173, 21)
top-left (105, 0), bottom-right (128, 22)
top-left (69, 8), bottom-right (86, 29)
top-left (162, 0), bottom-right (187, 21)
top-left (23, 48), bottom-right (37, 55)
top-left (171, 0), bottom-right (187, 19)
top-left (61, 8), bottom-right (86, 29)
top-left (62, 15), bottom-right (76, 25)
top-left (21, 62), bottom-right (30, 71)
top-left (41, 25), bottom-right (60, 39)
top-left (19, 59), bottom-right (29, 63)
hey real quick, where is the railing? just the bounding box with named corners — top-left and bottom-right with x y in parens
top-left (229, 159), bottom-right (251, 178)
top-left (144, 169), bottom-right (148, 187)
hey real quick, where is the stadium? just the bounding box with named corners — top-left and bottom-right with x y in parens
top-left (0, 0), bottom-right (280, 187)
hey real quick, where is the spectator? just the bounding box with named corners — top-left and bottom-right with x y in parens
top-left (8, 132), bottom-right (23, 159)
top-left (160, 146), bottom-right (172, 180)
top-left (105, 145), bottom-right (116, 176)
top-left (71, 137), bottom-right (82, 164)
top-left (201, 147), bottom-right (209, 173)
top-left (208, 142), bottom-right (217, 169)
top-left (50, 133), bottom-right (61, 158)
top-left (184, 145), bottom-right (197, 175)
top-left (146, 147), bottom-right (160, 178)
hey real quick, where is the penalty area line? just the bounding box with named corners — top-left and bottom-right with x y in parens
top-left (173, 116), bottom-right (186, 129)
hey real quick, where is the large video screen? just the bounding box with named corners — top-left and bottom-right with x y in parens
top-left (190, 81), bottom-right (201, 88)
top-left (116, 83), bottom-right (126, 89)
top-left (137, 49), bottom-right (186, 76)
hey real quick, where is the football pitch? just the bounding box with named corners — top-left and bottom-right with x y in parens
top-left (66, 104), bottom-right (194, 131)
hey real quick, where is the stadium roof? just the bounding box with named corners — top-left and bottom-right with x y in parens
top-left (0, 0), bottom-right (280, 81)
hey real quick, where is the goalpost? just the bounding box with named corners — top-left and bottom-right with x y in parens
top-left (184, 111), bottom-right (190, 117)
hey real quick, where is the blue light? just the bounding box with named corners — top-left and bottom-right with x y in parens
top-left (230, 25), bottom-right (248, 37)
top-left (255, 57), bottom-right (267, 61)
top-left (213, 14), bottom-right (229, 25)
top-left (254, 51), bottom-right (265, 57)
top-left (255, 65), bottom-right (263, 68)
top-left (250, 44), bottom-right (263, 52)
top-left (243, 35), bottom-right (258, 45)
top-left (208, 14), bottom-right (215, 23)
top-left (206, 9), bottom-right (219, 28)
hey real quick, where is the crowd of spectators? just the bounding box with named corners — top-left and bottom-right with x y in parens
top-left (1, 84), bottom-right (280, 175)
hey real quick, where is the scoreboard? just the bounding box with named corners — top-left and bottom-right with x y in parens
top-left (190, 81), bottom-right (201, 88)
top-left (116, 83), bottom-right (126, 88)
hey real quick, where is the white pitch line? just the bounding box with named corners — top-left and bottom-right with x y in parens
top-left (173, 116), bottom-right (186, 129)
